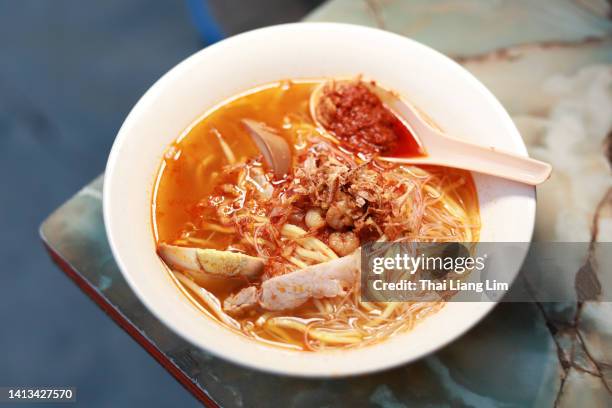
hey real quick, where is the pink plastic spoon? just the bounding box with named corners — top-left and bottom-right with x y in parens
top-left (311, 81), bottom-right (552, 186)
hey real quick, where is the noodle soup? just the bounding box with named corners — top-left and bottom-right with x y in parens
top-left (153, 79), bottom-right (480, 351)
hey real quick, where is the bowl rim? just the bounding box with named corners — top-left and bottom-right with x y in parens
top-left (104, 22), bottom-right (536, 377)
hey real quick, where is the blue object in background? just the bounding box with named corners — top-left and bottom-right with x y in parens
top-left (186, 0), bottom-right (225, 43)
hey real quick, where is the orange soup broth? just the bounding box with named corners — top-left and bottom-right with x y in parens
top-left (154, 80), bottom-right (317, 246)
top-left (152, 80), bottom-right (480, 349)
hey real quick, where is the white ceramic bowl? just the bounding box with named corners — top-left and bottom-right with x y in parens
top-left (104, 23), bottom-right (535, 377)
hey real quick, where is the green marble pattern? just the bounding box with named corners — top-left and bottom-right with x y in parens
top-left (41, 1), bottom-right (612, 406)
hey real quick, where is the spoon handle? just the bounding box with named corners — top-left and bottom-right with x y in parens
top-left (371, 85), bottom-right (552, 185)
top-left (383, 135), bottom-right (552, 185)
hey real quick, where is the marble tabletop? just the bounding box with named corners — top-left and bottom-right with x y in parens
top-left (41, 1), bottom-right (612, 406)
